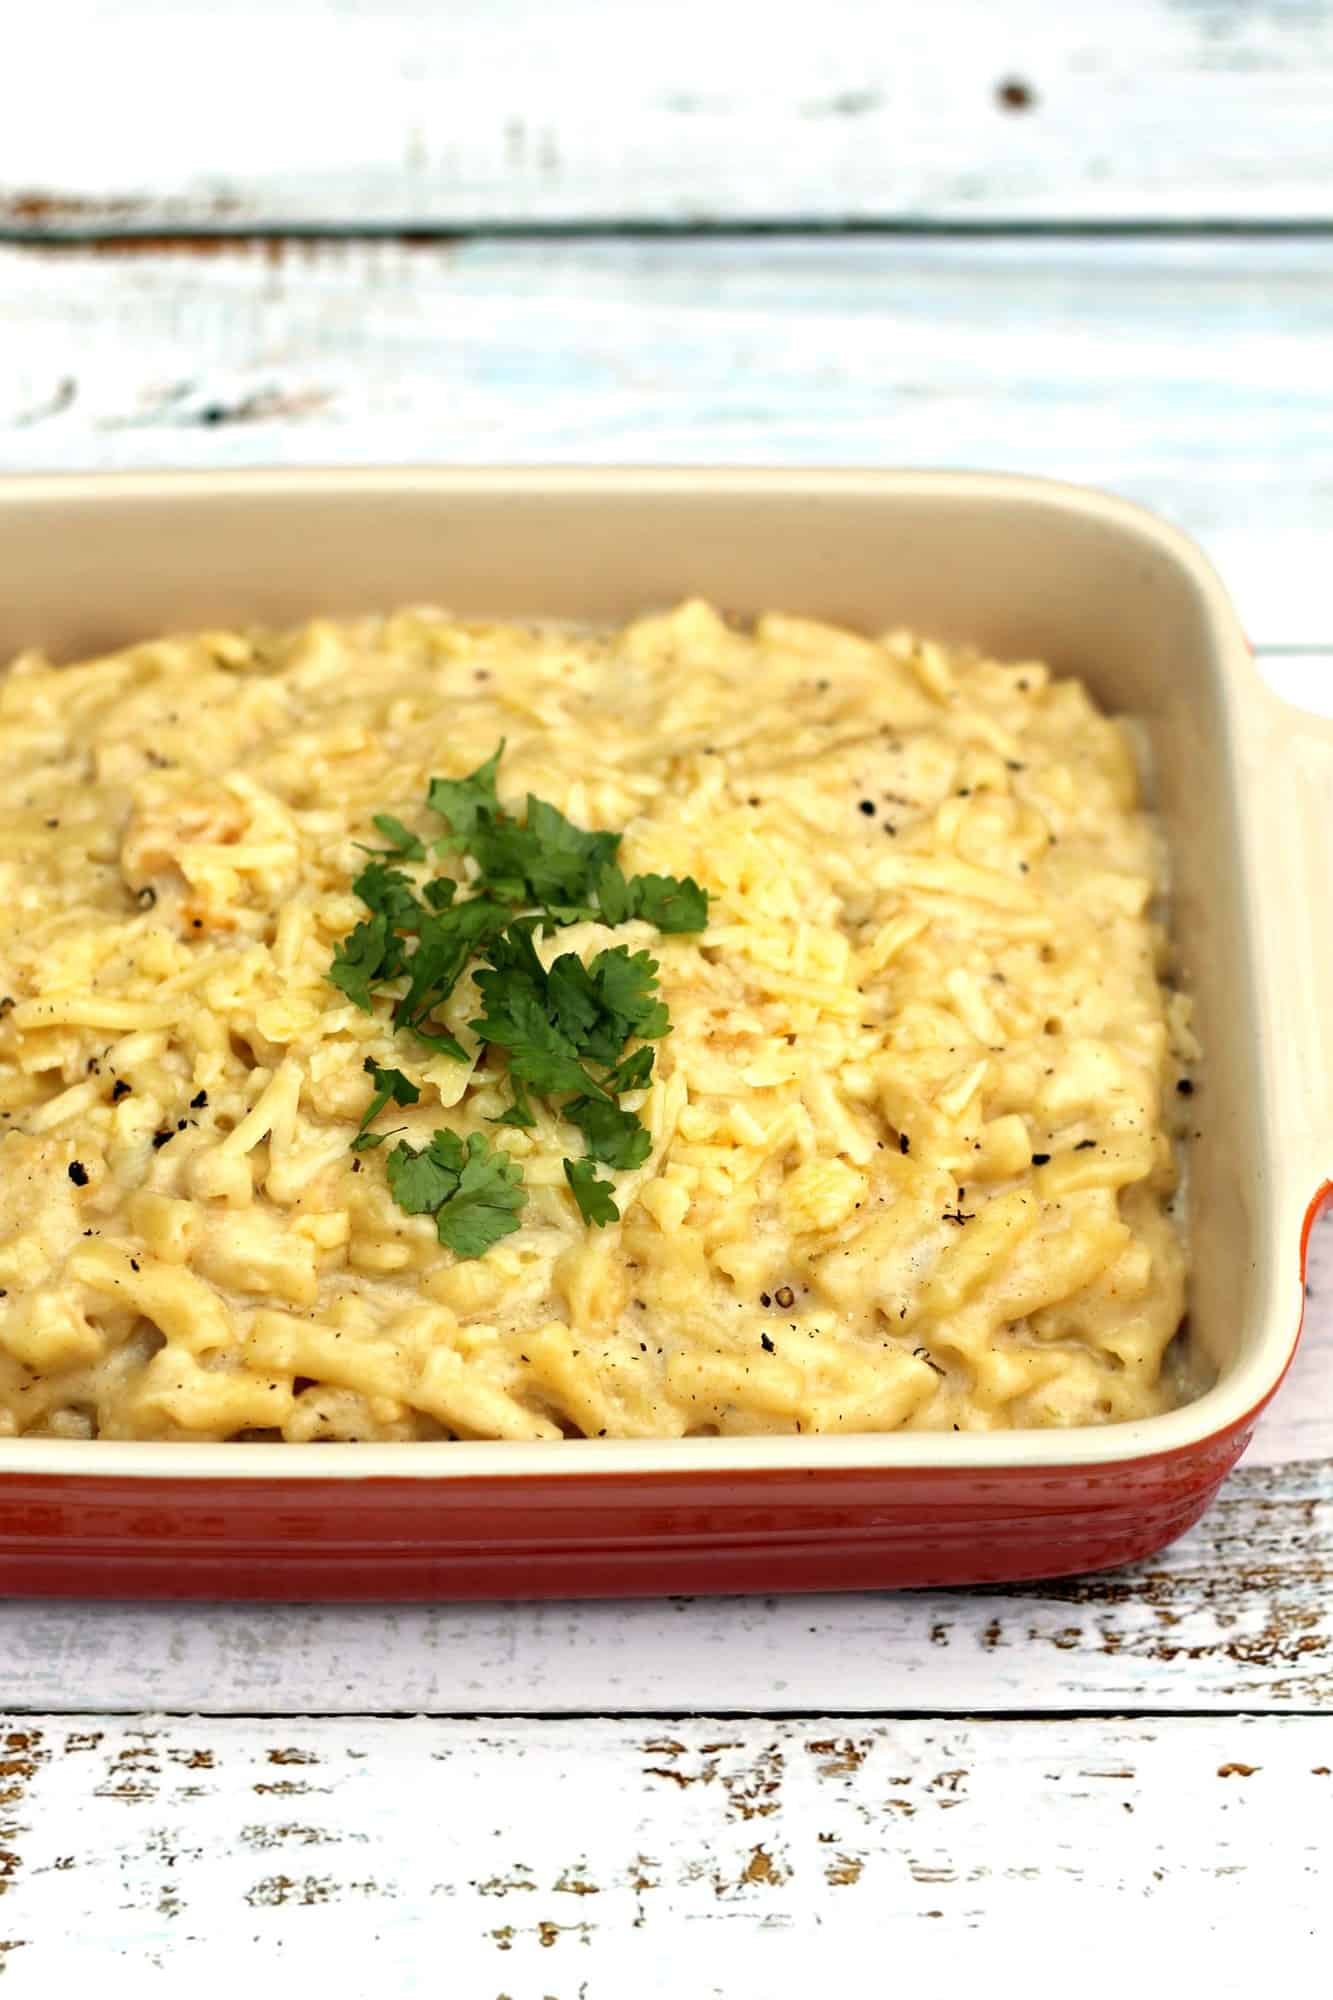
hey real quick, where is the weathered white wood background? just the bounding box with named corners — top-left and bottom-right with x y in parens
top-left (1, 0), bottom-right (1331, 1985)
top-left (3, 1717), bottom-right (1330, 1991)
top-left (5, 0), bottom-right (1333, 226)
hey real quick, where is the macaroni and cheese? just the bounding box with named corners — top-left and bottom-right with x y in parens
top-left (0, 602), bottom-right (1193, 1441)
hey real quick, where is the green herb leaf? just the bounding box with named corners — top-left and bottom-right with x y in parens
top-left (605, 1044), bottom-right (656, 1095)
top-left (370, 813), bottom-right (426, 862)
top-left (393, 899), bottom-right (507, 1036)
top-left (624, 871), bottom-right (709, 934)
top-left (465, 796), bottom-right (620, 911)
top-left (386, 1128), bottom-right (466, 1213)
top-left (491, 1076), bottom-right (537, 1129)
top-left (520, 797), bottom-right (622, 904)
top-left (393, 918), bottom-right (475, 1032)
top-left (352, 860), bottom-right (425, 932)
top-left (595, 864), bottom-right (708, 933)
top-left (471, 973), bottom-right (605, 1100)
top-left (333, 742), bottom-right (706, 1254)
top-left (409, 1024), bottom-right (471, 1065)
top-left (543, 946), bottom-right (665, 1064)
top-left (469, 925), bottom-right (611, 1097)
top-left (327, 913), bottom-right (406, 1012)
top-left (594, 862), bottom-right (634, 926)
top-left (479, 919), bottom-right (548, 988)
top-left (427, 744), bottom-right (504, 849)
top-left (566, 1096), bottom-right (652, 1171)
top-left (351, 1058), bottom-right (421, 1151)
top-left (387, 1127), bottom-right (527, 1257)
top-left (587, 946), bottom-right (670, 1044)
top-left (546, 951), bottom-right (606, 1053)
top-left (564, 1156), bottom-right (620, 1228)
top-left (434, 1132), bottom-right (528, 1259)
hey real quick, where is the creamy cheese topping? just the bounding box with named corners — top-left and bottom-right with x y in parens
top-left (0, 601), bottom-right (1193, 1441)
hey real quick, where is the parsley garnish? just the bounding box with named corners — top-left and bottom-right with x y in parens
top-left (565, 1095), bottom-right (653, 1171)
top-left (327, 742), bottom-right (708, 1253)
top-left (472, 964), bottom-right (607, 1100)
top-left (387, 1128), bottom-right (528, 1259)
top-left (426, 743), bottom-right (504, 851)
top-left (352, 1059), bottom-right (420, 1151)
top-left (394, 901), bottom-right (503, 1052)
top-left (366, 814), bottom-right (427, 862)
top-left (491, 1077), bottom-right (537, 1129)
top-left (564, 1157), bottom-right (621, 1229)
top-left (595, 864), bottom-right (709, 934)
top-left (605, 1044), bottom-right (656, 1095)
top-left (461, 795), bottom-right (620, 911)
top-left (385, 1130), bottom-right (463, 1214)
top-left (328, 913), bottom-right (407, 1013)
top-left (546, 946), bottom-right (667, 1066)
top-left (352, 860), bottom-right (427, 932)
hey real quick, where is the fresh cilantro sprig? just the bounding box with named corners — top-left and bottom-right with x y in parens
top-left (547, 945), bottom-right (669, 1062)
top-left (472, 962), bottom-right (610, 1102)
top-left (427, 744), bottom-right (705, 932)
top-left (594, 865), bottom-right (709, 934)
top-left (386, 1128), bottom-right (527, 1259)
top-left (605, 1045), bottom-right (655, 1095)
top-left (358, 814), bottom-right (427, 862)
top-left (328, 913), bottom-right (408, 1012)
top-left (426, 743), bottom-right (504, 852)
top-left (565, 1095), bottom-right (653, 1171)
top-left (352, 861), bottom-right (427, 932)
top-left (564, 1157), bottom-right (621, 1229)
top-left (352, 1059), bottom-right (420, 1151)
top-left (466, 795), bottom-right (621, 912)
top-left (327, 742), bottom-right (708, 1251)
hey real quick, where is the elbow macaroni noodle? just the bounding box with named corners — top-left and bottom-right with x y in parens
top-left (0, 602), bottom-right (1194, 1441)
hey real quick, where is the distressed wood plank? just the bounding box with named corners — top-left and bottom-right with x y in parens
top-left (0, 1715), bottom-right (1327, 1985)
top-left (3, 235), bottom-right (1332, 641)
top-left (5, 1), bottom-right (1333, 229)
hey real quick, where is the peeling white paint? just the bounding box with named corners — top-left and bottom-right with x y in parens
top-left (0, 1716), bottom-right (1328, 1988)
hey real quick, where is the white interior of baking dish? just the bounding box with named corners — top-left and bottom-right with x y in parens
top-left (0, 467), bottom-right (1325, 1478)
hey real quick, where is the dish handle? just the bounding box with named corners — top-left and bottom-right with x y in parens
top-left (1250, 686), bottom-right (1333, 1241)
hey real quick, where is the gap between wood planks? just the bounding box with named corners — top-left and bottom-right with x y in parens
top-left (8, 219), bottom-right (1333, 246)
top-left (0, 1712), bottom-right (1320, 1728)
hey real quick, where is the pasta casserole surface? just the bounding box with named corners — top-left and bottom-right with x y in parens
top-left (0, 600), bottom-right (1193, 1441)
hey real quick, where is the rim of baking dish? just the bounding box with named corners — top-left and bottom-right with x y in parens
top-left (0, 467), bottom-right (1309, 1479)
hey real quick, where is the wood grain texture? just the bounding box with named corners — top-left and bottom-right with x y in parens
top-left (5, 0), bottom-right (1333, 229)
top-left (0, 1223), bottom-right (1324, 1721)
top-left (0, 1714), bottom-right (1327, 1990)
top-left (4, 234), bottom-right (1332, 640)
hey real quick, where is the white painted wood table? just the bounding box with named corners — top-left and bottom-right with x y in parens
top-left (1, 2), bottom-right (1331, 1986)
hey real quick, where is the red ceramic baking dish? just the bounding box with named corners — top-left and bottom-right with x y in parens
top-left (0, 468), bottom-right (1325, 1600)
